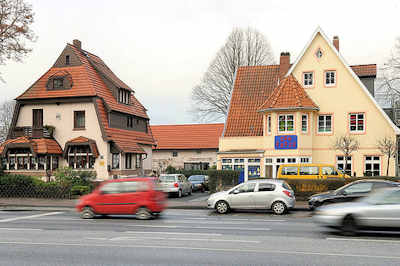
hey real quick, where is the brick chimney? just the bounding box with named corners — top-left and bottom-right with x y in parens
top-left (73, 39), bottom-right (81, 50)
top-left (333, 36), bottom-right (339, 51)
top-left (279, 52), bottom-right (290, 81)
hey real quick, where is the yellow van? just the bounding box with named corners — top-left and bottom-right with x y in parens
top-left (277, 164), bottom-right (350, 179)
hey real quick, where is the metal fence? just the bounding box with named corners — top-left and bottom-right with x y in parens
top-left (0, 184), bottom-right (72, 199)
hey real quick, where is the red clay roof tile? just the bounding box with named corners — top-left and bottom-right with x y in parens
top-left (151, 123), bottom-right (224, 150)
top-left (350, 64), bottom-right (376, 77)
top-left (0, 137), bottom-right (62, 155)
top-left (259, 74), bottom-right (319, 111)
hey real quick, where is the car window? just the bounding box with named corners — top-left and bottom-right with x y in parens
top-left (344, 182), bottom-right (372, 194)
top-left (299, 166), bottom-right (319, 175)
top-left (258, 183), bottom-right (275, 192)
top-left (100, 182), bottom-right (121, 194)
top-left (121, 181), bottom-right (148, 193)
top-left (159, 176), bottom-right (176, 182)
top-left (373, 182), bottom-right (394, 190)
top-left (282, 181), bottom-right (293, 191)
top-left (188, 175), bottom-right (205, 181)
top-left (281, 166), bottom-right (298, 175)
top-left (236, 183), bottom-right (256, 193)
top-left (321, 166), bottom-right (338, 175)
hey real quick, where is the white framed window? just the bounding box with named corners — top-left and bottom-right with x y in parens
top-left (336, 156), bottom-right (352, 175)
top-left (318, 115), bottom-right (332, 133)
top-left (300, 157), bottom-right (311, 163)
top-left (278, 114), bottom-right (294, 133)
top-left (365, 156), bottom-right (380, 176)
top-left (325, 71), bottom-right (336, 86)
top-left (267, 115), bottom-right (271, 134)
top-left (287, 158), bottom-right (297, 163)
top-left (301, 114), bottom-right (308, 133)
top-left (349, 113), bottom-right (365, 132)
top-left (276, 158), bottom-right (285, 163)
top-left (303, 72), bottom-right (313, 87)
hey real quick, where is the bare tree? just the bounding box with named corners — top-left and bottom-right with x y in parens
top-left (380, 37), bottom-right (400, 110)
top-left (0, 100), bottom-right (15, 142)
top-left (191, 27), bottom-right (275, 121)
top-left (377, 136), bottom-right (397, 176)
top-left (333, 135), bottom-right (360, 176)
top-left (0, 0), bottom-right (36, 81)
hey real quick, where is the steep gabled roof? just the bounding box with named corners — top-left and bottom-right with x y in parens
top-left (16, 43), bottom-right (148, 119)
top-left (259, 74), bottom-right (319, 112)
top-left (151, 123), bottom-right (224, 150)
top-left (224, 66), bottom-right (280, 137)
top-left (0, 137), bottom-right (62, 155)
top-left (350, 64), bottom-right (376, 77)
top-left (286, 26), bottom-right (400, 135)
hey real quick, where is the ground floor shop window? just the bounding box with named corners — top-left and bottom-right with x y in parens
top-left (365, 156), bottom-right (380, 176)
top-left (336, 156), bottom-right (352, 175)
top-left (4, 149), bottom-right (59, 171)
top-left (248, 165), bottom-right (260, 178)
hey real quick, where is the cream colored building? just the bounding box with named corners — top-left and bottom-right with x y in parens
top-left (0, 40), bottom-right (155, 180)
top-left (219, 27), bottom-right (400, 181)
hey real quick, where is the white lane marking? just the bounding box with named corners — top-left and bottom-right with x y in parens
top-left (1, 241), bottom-right (400, 260)
top-left (109, 236), bottom-right (260, 243)
top-left (184, 218), bottom-right (207, 220)
top-left (0, 228), bottom-right (42, 231)
top-left (165, 220), bottom-right (285, 225)
top-left (124, 231), bottom-right (222, 236)
top-left (327, 237), bottom-right (400, 244)
top-left (0, 212), bottom-right (64, 223)
top-left (85, 237), bottom-right (108, 241)
top-left (127, 224), bottom-right (270, 231)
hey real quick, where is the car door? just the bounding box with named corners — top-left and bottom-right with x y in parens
top-left (361, 190), bottom-right (400, 228)
top-left (118, 181), bottom-right (142, 214)
top-left (336, 182), bottom-right (373, 203)
top-left (95, 182), bottom-right (124, 214)
top-left (227, 182), bottom-right (256, 209)
top-left (253, 182), bottom-right (276, 209)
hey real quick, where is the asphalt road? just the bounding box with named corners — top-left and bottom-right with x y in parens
top-left (1, 208), bottom-right (400, 266)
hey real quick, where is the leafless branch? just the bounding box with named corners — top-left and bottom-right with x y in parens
top-left (0, 100), bottom-right (15, 142)
top-left (333, 135), bottom-right (360, 175)
top-left (376, 136), bottom-right (397, 176)
top-left (191, 27), bottom-right (275, 122)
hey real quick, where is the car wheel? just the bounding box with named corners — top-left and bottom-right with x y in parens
top-left (80, 206), bottom-right (95, 219)
top-left (271, 201), bottom-right (287, 215)
top-left (215, 200), bottom-right (229, 214)
top-left (136, 207), bottom-right (152, 220)
top-left (178, 189), bottom-right (182, 198)
top-left (341, 215), bottom-right (358, 236)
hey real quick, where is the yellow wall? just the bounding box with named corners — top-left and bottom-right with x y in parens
top-left (218, 31), bottom-right (398, 177)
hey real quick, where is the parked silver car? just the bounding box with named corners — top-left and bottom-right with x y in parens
top-left (207, 179), bottom-right (295, 215)
top-left (313, 187), bottom-right (400, 235)
top-left (159, 174), bottom-right (192, 197)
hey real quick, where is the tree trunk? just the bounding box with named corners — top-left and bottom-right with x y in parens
top-left (387, 155), bottom-right (390, 176)
top-left (344, 156), bottom-right (348, 176)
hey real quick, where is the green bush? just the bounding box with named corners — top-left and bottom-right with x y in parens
top-left (70, 185), bottom-right (91, 196)
top-left (54, 167), bottom-right (96, 187)
top-left (165, 165), bottom-right (177, 174)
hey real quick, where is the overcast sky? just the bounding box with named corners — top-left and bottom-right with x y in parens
top-left (1, 0), bottom-right (399, 124)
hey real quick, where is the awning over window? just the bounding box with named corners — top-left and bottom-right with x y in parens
top-left (63, 136), bottom-right (99, 158)
top-left (111, 140), bottom-right (146, 154)
top-left (0, 137), bottom-right (63, 156)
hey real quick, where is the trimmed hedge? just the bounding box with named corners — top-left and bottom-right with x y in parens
top-left (283, 176), bottom-right (400, 200)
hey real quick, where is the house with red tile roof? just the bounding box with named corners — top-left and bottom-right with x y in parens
top-left (151, 123), bottom-right (224, 172)
top-left (0, 40), bottom-right (155, 179)
top-left (219, 27), bottom-right (399, 180)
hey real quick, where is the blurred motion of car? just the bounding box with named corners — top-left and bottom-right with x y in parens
top-left (308, 179), bottom-right (399, 210)
top-left (188, 175), bottom-right (209, 192)
top-left (76, 177), bottom-right (166, 220)
top-left (159, 174), bottom-right (192, 197)
top-left (313, 187), bottom-right (400, 235)
top-left (207, 179), bottom-right (295, 215)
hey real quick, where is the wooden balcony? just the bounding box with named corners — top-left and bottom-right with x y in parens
top-left (12, 127), bottom-right (53, 139)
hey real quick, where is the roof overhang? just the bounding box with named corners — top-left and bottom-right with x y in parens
top-left (258, 106), bottom-right (320, 113)
top-left (217, 150), bottom-right (265, 155)
top-left (63, 137), bottom-right (99, 158)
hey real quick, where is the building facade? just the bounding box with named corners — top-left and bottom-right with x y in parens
top-left (151, 123), bottom-right (224, 172)
top-left (218, 28), bottom-right (400, 181)
top-left (0, 40), bottom-right (155, 180)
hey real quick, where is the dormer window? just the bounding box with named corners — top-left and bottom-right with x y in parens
top-left (53, 78), bottom-right (64, 89)
top-left (66, 55), bottom-right (70, 65)
top-left (118, 88), bottom-right (130, 104)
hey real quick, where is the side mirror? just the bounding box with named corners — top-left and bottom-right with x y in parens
top-left (341, 190), bottom-right (347, 196)
top-left (233, 189), bottom-right (239, 194)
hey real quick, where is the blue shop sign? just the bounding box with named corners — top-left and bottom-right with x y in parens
top-left (275, 135), bottom-right (297, 150)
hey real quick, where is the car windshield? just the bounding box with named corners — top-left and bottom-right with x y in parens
top-left (159, 176), bottom-right (176, 182)
top-left (189, 175), bottom-right (204, 181)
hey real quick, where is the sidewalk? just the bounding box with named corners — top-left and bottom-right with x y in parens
top-left (0, 197), bottom-right (310, 212)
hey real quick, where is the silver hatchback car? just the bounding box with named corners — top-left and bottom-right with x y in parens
top-left (207, 179), bottom-right (295, 215)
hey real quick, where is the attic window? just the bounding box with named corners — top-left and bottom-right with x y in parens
top-left (66, 55), bottom-right (70, 65)
top-left (118, 88), bottom-right (130, 104)
top-left (53, 78), bottom-right (64, 89)
top-left (316, 48), bottom-right (323, 58)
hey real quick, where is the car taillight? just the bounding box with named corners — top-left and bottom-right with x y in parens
top-left (174, 182), bottom-right (179, 188)
top-left (283, 190), bottom-right (293, 198)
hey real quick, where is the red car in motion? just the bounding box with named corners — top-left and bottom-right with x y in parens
top-left (76, 177), bottom-right (166, 220)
